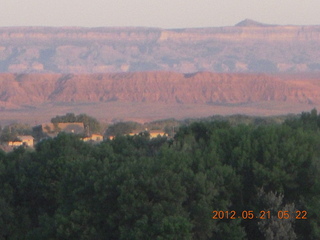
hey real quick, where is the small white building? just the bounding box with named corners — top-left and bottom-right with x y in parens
top-left (17, 135), bottom-right (34, 147)
top-left (82, 134), bottom-right (103, 143)
top-left (8, 140), bottom-right (23, 147)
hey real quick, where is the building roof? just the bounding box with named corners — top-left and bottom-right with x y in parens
top-left (39, 122), bottom-right (85, 134)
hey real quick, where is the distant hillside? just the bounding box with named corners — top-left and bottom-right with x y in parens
top-left (1, 21), bottom-right (320, 73)
top-left (235, 19), bottom-right (276, 27)
top-left (0, 71), bottom-right (319, 124)
top-left (0, 72), bottom-right (319, 109)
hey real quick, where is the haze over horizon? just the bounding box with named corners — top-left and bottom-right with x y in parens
top-left (1, 0), bottom-right (319, 29)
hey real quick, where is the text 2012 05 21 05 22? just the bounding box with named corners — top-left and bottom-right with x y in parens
top-left (212, 210), bottom-right (307, 220)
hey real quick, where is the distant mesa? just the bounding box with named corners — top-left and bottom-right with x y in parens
top-left (0, 22), bottom-right (320, 73)
top-left (235, 19), bottom-right (275, 27)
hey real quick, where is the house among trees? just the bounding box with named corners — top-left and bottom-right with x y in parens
top-left (81, 133), bottom-right (104, 143)
top-left (128, 130), bottom-right (142, 137)
top-left (128, 129), bottom-right (168, 138)
top-left (148, 130), bottom-right (168, 138)
top-left (8, 135), bottom-right (34, 147)
top-left (8, 140), bottom-right (23, 147)
top-left (33, 122), bottom-right (85, 140)
top-left (17, 135), bottom-right (34, 147)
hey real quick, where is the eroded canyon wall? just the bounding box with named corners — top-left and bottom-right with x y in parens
top-left (0, 72), bottom-right (319, 110)
top-left (1, 20), bottom-right (320, 73)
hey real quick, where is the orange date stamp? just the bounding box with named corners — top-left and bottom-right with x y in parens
top-left (212, 210), bottom-right (307, 220)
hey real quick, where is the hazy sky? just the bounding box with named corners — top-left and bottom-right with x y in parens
top-left (1, 0), bottom-right (319, 28)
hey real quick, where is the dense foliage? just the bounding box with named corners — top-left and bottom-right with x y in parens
top-left (1, 110), bottom-right (320, 239)
top-left (105, 121), bottom-right (142, 137)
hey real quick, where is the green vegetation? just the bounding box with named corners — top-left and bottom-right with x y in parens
top-left (0, 110), bottom-right (320, 239)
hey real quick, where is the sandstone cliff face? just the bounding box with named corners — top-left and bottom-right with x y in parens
top-left (0, 72), bottom-right (319, 110)
top-left (1, 21), bottom-right (320, 73)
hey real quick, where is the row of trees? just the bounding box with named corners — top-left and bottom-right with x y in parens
top-left (0, 110), bottom-right (320, 239)
top-left (0, 112), bottom-right (292, 144)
